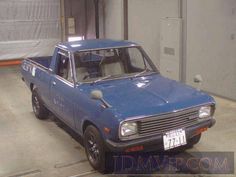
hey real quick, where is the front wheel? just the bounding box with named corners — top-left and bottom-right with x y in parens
top-left (32, 88), bottom-right (49, 120)
top-left (84, 125), bottom-right (106, 173)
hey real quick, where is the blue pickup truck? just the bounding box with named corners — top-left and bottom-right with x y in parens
top-left (21, 39), bottom-right (216, 172)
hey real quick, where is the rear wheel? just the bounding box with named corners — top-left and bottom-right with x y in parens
top-left (32, 88), bottom-right (49, 120)
top-left (84, 125), bottom-right (106, 173)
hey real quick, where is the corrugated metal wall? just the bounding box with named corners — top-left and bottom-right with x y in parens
top-left (0, 0), bottom-right (61, 60)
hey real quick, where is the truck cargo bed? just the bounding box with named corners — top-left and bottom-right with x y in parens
top-left (27, 56), bottom-right (52, 69)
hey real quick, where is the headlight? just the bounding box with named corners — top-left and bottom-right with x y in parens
top-left (120, 122), bottom-right (138, 137)
top-left (199, 106), bottom-right (212, 118)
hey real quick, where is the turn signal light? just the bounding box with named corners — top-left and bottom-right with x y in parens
top-left (195, 127), bottom-right (208, 135)
top-left (125, 145), bottom-right (144, 152)
top-left (103, 127), bottom-right (111, 134)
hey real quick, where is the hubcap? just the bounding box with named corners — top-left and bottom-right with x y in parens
top-left (87, 133), bottom-right (100, 163)
top-left (33, 95), bottom-right (40, 114)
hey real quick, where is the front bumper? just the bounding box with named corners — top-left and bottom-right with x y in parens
top-left (105, 118), bottom-right (216, 152)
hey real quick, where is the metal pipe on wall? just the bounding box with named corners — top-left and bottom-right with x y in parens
top-left (180, 0), bottom-right (187, 83)
top-left (60, 0), bottom-right (66, 42)
top-left (123, 0), bottom-right (128, 40)
top-left (84, 0), bottom-right (88, 39)
top-left (94, 0), bottom-right (99, 39)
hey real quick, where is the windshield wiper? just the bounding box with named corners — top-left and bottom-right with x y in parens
top-left (134, 69), bottom-right (149, 78)
top-left (93, 75), bottom-right (112, 84)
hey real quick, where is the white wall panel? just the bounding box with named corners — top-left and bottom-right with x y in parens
top-left (128, 0), bottom-right (179, 67)
top-left (160, 18), bottom-right (182, 81)
top-left (0, 0), bottom-right (61, 60)
top-left (103, 0), bottom-right (123, 39)
top-left (186, 0), bottom-right (236, 100)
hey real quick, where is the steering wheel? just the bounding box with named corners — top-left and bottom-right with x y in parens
top-left (83, 75), bottom-right (90, 80)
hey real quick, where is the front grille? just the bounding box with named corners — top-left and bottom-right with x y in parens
top-left (137, 108), bottom-right (199, 137)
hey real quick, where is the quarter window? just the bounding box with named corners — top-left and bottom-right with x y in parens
top-left (56, 51), bottom-right (73, 82)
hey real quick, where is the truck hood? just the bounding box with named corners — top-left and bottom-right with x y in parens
top-left (80, 74), bottom-right (215, 119)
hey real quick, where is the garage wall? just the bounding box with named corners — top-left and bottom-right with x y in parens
top-left (63, 0), bottom-right (105, 40)
top-left (103, 0), bottom-right (180, 67)
top-left (0, 0), bottom-right (61, 60)
top-left (103, 0), bottom-right (124, 39)
top-left (186, 0), bottom-right (236, 100)
top-left (128, 0), bottom-right (180, 67)
top-left (85, 0), bottom-right (105, 39)
top-left (64, 0), bottom-right (86, 38)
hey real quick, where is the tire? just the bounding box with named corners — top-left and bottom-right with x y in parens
top-left (32, 88), bottom-right (49, 120)
top-left (84, 125), bottom-right (106, 173)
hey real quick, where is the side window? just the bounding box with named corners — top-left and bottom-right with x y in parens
top-left (56, 51), bottom-right (73, 83)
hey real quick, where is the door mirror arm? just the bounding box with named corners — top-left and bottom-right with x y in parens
top-left (90, 90), bottom-right (111, 108)
top-left (194, 75), bottom-right (203, 91)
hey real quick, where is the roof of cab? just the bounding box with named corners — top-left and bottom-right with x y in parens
top-left (57, 39), bottom-right (139, 52)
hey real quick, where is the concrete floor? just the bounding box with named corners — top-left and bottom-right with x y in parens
top-left (0, 66), bottom-right (235, 177)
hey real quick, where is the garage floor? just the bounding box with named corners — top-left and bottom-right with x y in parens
top-left (0, 66), bottom-right (235, 177)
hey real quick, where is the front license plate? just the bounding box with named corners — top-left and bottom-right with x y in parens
top-left (163, 129), bottom-right (187, 150)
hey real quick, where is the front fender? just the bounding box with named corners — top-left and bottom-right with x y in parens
top-left (80, 106), bottom-right (120, 142)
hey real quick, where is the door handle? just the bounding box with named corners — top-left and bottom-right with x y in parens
top-left (52, 81), bottom-right (56, 86)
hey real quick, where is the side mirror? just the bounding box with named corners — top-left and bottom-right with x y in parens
top-left (90, 90), bottom-right (111, 108)
top-left (194, 74), bottom-right (203, 83)
top-left (90, 90), bottom-right (103, 100)
top-left (194, 75), bottom-right (203, 91)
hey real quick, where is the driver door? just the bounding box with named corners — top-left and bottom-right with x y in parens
top-left (50, 50), bottom-right (76, 127)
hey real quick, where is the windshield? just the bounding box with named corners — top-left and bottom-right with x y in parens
top-left (73, 47), bottom-right (158, 83)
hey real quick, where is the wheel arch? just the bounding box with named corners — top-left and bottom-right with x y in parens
top-left (82, 120), bottom-right (99, 134)
top-left (30, 83), bottom-right (35, 91)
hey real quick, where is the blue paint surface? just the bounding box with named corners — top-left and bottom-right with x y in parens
top-left (79, 74), bottom-right (215, 119)
top-left (21, 39), bottom-right (216, 145)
